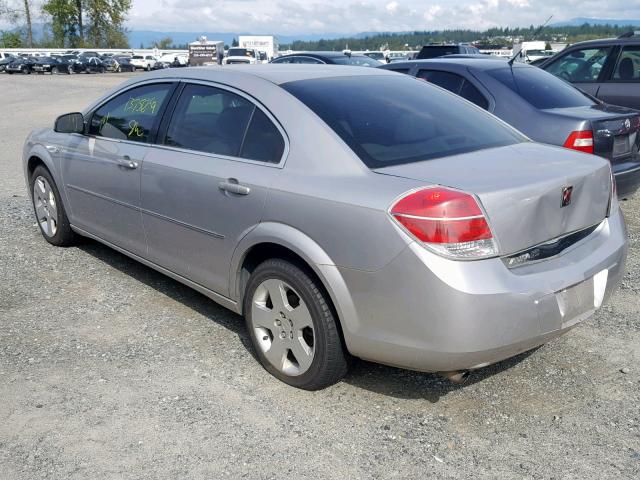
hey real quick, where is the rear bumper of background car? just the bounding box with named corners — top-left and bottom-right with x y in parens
top-left (332, 205), bottom-right (627, 373)
top-left (613, 162), bottom-right (640, 199)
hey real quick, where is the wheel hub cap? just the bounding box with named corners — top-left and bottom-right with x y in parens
top-left (33, 176), bottom-right (58, 237)
top-left (251, 279), bottom-right (315, 376)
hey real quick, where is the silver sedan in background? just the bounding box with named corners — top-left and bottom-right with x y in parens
top-left (23, 66), bottom-right (627, 389)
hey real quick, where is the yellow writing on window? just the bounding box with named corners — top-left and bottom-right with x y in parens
top-left (128, 120), bottom-right (144, 138)
top-left (124, 96), bottom-right (159, 114)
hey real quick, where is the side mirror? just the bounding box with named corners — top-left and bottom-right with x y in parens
top-left (54, 112), bottom-right (84, 134)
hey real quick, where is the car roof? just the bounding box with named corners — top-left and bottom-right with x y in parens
top-left (381, 57), bottom-right (515, 70)
top-left (277, 51), bottom-right (368, 58)
top-left (563, 36), bottom-right (640, 48)
top-left (125, 64), bottom-right (395, 86)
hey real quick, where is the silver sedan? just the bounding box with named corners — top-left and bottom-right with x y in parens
top-left (23, 65), bottom-right (627, 389)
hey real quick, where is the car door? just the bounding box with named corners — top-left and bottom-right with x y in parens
top-left (140, 82), bottom-right (287, 296)
top-left (597, 45), bottom-right (640, 110)
top-left (61, 82), bottom-right (176, 256)
top-left (542, 45), bottom-right (615, 98)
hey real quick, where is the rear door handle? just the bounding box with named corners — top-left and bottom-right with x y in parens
top-left (219, 179), bottom-right (251, 195)
top-left (117, 155), bottom-right (138, 169)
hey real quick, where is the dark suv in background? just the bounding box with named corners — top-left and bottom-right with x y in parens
top-left (416, 43), bottom-right (480, 59)
top-left (540, 33), bottom-right (640, 110)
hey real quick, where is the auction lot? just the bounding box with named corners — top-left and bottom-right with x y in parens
top-left (1, 73), bottom-right (639, 479)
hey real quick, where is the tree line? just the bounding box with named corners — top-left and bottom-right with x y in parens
top-left (0, 0), bottom-right (131, 48)
top-left (280, 24), bottom-right (637, 51)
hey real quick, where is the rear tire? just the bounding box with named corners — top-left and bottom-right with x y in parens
top-left (30, 166), bottom-right (78, 247)
top-left (243, 258), bottom-right (348, 390)
top-left (51, 66), bottom-right (59, 74)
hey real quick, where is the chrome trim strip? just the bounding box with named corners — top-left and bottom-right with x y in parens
top-left (140, 208), bottom-right (225, 239)
top-left (66, 184), bottom-right (139, 211)
top-left (67, 184), bottom-right (226, 239)
top-left (393, 213), bottom-right (484, 221)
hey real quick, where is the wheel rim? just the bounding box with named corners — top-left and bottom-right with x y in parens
top-left (33, 176), bottom-right (58, 237)
top-left (251, 279), bottom-right (315, 376)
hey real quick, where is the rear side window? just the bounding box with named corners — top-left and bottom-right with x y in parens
top-left (240, 109), bottom-right (285, 163)
top-left (282, 75), bottom-right (524, 168)
top-left (544, 47), bottom-right (611, 82)
top-left (487, 65), bottom-right (595, 109)
top-left (416, 46), bottom-right (459, 59)
top-left (611, 46), bottom-right (640, 82)
top-left (331, 56), bottom-right (381, 66)
top-left (89, 83), bottom-right (173, 143)
top-left (293, 56), bottom-right (324, 64)
top-left (387, 68), bottom-right (410, 74)
top-left (271, 56), bottom-right (293, 64)
top-left (417, 70), bottom-right (489, 110)
top-left (165, 84), bottom-right (284, 163)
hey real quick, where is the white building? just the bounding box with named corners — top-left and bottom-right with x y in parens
top-left (238, 36), bottom-right (279, 61)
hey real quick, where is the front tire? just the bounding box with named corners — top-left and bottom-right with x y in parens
top-left (243, 258), bottom-right (348, 390)
top-left (30, 166), bottom-right (78, 247)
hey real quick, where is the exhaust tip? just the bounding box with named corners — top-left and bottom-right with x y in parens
top-left (440, 370), bottom-right (471, 385)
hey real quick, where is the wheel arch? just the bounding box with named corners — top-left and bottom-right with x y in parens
top-left (230, 222), bottom-right (361, 351)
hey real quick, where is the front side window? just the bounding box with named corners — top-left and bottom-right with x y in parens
top-left (271, 56), bottom-right (293, 64)
top-left (164, 84), bottom-right (285, 163)
top-left (611, 46), bottom-right (640, 82)
top-left (282, 75), bottom-right (524, 168)
top-left (89, 83), bottom-right (173, 143)
top-left (293, 56), bottom-right (324, 64)
top-left (544, 47), bottom-right (611, 82)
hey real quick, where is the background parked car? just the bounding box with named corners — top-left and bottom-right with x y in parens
top-left (130, 54), bottom-right (157, 71)
top-left (31, 56), bottom-right (71, 74)
top-left (539, 33), bottom-right (640, 110)
top-left (102, 56), bottom-right (135, 72)
top-left (381, 58), bottom-right (640, 198)
top-left (416, 43), bottom-right (480, 59)
top-left (0, 54), bottom-right (16, 72)
top-left (224, 48), bottom-right (260, 65)
top-left (270, 51), bottom-right (382, 66)
top-left (76, 56), bottom-right (106, 73)
top-left (5, 57), bottom-right (35, 74)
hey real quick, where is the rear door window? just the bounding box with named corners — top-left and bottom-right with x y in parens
top-left (164, 84), bottom-right (285, 163)
top-left (544, 47), bottom-right (611, 82)
top-left (417, 70), bottom-right (464, 92)
top-left (89, 83), bottom-right (173, 143)
top-left (417, 70), bottom-right (489, 109)
top-left (610, 46), bottom-right (640, 82)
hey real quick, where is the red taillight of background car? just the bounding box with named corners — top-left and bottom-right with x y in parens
top-left (390, 187), bottom-right (498, 259)
top-left (563, 130), bottom-right (594, 154)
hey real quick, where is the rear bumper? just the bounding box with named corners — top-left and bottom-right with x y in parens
top-left (613, 162), bottom-right (640, 199)
top-left (333, 207), bottom-right (627, 373)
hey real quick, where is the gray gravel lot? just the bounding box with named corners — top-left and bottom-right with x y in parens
top-left (0, 73), bottom-right (639, 480)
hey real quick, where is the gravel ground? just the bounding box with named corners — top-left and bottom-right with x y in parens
top-left (0, 73), bottom-right (639, 480)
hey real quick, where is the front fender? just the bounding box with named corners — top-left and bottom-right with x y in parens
top-left (229, 222), bottom-right (362, 348)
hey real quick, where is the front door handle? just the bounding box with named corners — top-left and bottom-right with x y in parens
top-left (219, 179), bottom-right (250, 195)
top-left (117, 155), bottom-right (138, 169)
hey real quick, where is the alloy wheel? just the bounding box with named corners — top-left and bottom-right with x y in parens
top-left (33, 176), bottom-right (58, 237)
top-left (250, 279), bottom-right (315, 376)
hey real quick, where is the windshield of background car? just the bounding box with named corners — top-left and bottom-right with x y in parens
top-left (282, 75), bottom-right (525, 168)
top-left (228, 49), bottom-right (254, 57)
top-left (331, 55), bottom-right (381, 66)
top-left (486, 65), bottom-right (596, 109)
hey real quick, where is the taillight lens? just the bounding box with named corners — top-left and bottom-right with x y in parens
top-left (563, 130), bottom-right (594, 154)
top-left (390, 187), bottom-right (498, 259)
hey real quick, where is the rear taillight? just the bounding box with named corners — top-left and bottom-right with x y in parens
top-left (390, 187), bottom-right (498, 259)
top-left (563, 130), bottom-right (594, 154)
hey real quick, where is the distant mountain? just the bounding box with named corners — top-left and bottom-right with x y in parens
top-left (126, 30), bottom-right (356, 48)
top-left (551, 17), bottom-right (640, 27)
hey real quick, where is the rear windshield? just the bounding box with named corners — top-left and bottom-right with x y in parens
top-left (330, 55), bottom-right (381, 66)
top-left (487, 65), bottom-right (595, 109)
top-left (417, 46), bottom-right (459, 59)
top-left (282, 75), bottom-right (524, 168)
top-left (228, 48), bottom-right (255, 57)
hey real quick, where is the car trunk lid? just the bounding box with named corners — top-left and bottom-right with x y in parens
top-left (374, 142), bottom-right (612, 256)
top-left (545, 105), bottom-right (640, 165)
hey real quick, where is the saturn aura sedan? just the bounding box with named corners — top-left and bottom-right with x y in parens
top-left (23, 65), bottom-right (627, 389)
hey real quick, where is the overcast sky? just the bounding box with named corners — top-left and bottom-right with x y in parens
top-left (126, 0), bottom-right (639, 33)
